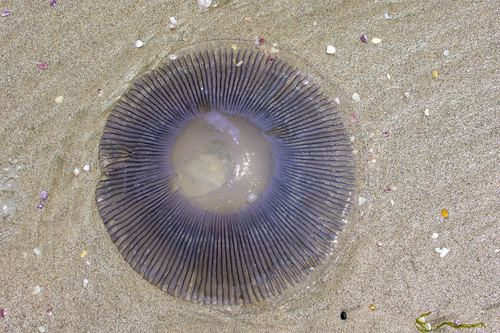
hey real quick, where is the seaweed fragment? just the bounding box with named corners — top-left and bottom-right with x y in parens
top-left (415, 312), bottom-right (486, 332)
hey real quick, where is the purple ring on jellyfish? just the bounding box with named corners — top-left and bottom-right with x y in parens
top-left (96, 47), bottom-right (355, 307)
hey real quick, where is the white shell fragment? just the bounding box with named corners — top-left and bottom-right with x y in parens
top-left (371, 37), bottom-right (382, 44)
top-left (83, 164), bottom-right (90, 171)
top-left (135, 40), bottom-right (144, 48)
top-left (326, 45), bottom-right (336, 54)
top-left (54, 96), bottom-right (64, 103)
top-left (83, 278), bottom-right (89, 287)
top-left (352, 93), bottom-right (360, 102)
top-left (435, 247), bottom-right (450, 257)
top-left (384, 13), bottom-right (390, 19)
top-left (358, 196), bottom-right (366, 205)
top-left (170, 17), bottom-right (177, 24)
top-left (443, 50), bottom-right (450, 56)
top-left (33, 285), bottom-right (42, 294)
top-left (169, 54), bottom-right (178, 61)
top-left (73, 168), bottom-right (80, 176)
top-left (33, 248), bottom-right (41, 255)
top-left (424, 108), bottom-right (430, 116)
top-left (199, 0), bottom-right (212, 9)
top-left (431, 233), bottom-right (439, 239)
top-left (334, 97), bottom-right (340, 104)
top-left (390, 199), bottom-right (395, 206)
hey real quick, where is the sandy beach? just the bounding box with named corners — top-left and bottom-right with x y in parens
top-left (1, 0), bottom-right (499, 332)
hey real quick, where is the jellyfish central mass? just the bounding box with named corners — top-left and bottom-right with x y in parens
top-left (170, 111), bottom-right (274, 213)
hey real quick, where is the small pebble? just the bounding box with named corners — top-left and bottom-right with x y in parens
top-left (50, 0), bottom-right (57, 6)
top-left (424, 108), bottom-right (430, 116)
top-left (371, 37), bottom-right (382, 44)
top-left (37, 203), bottom-right (44, 210)
top-left (382, 132), bottom-right (389, 138)
top-left (46, 309), bottom-right (53, 316)
top-left (404, 91), bottom-right (412, 98)
top-left (73, 168), bottom-right (80, 177)
top-left (494, 249), bottom-right (500, 254)
top-left (246, 193), bottom-right (257, 204)
top-left (352, 93), bottom-right (360, 101)
top-left (384, 13), bottom-right (390, 19)
top-left (370, 304), bottom-right (375, 310)
top-left (169, 23), bottom-right (176, 30)
top-left (441, 209), bottom-right (449, 218)
top-left (358, 197), bottom-right (366, 205)
top-left (40, 190), bottom-right (49, 201)
top-left (349, 114), bottom-right (357, 122)
top-left (1, 10), bottom-right (10, 17)
top-left (38, 326), bottom-right (46, 333)
top-left (198, 0), bottom-right (212, 9)
top-left (369, 157), bottom-right (377, 163)
top-left (33, 248), bottom-right (41, 255)
top-left (97, 89), bottom-right (103, 96)
top-left (135, 40), bottom-right (144, 48)
top-left (383, 188), bottom-right (391, 193)
top-left (236, 60), bottom-right (243, 67)
top-left (1, 308), bottom-right (6, 317)
top-left (350, 136), bottom-right (355, 142)
top-left (431, 233), bottom-right (439, 239)
top-left (443, 50), bottom-right (449, 56)
top-left (376, 241), bottom-right (384, 247)
top-left (340, 311), bottom-right (347, 320)
top-left (334, 97), bottom-right (340, 104)
top-left (244, 17), bottom-right (251, 22)
top-left (83, 164), bottom-right (90, 171)
top-left (33, 285), bottom-right (42, 294)
top-left (231, 44), bottom-right (237, 50)
top-left (360, 35), bottom-right (367, 43)
top-left (37, 62), bottom-right (48, 70)
top-left (432, 71), bottom-right (438, 78)
top-left (270, 47), bottom-right (279, 53)
top-left (326, 45), bottom-right (336, 54)
top-left (54, 96), bottom-right (64, 103)
top-left (83, 278), bottom-right (89, 287)
top-left (80, 250), bottom-right (88, 258)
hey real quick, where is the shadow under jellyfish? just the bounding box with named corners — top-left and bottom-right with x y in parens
top-left (97, 44), bottom-right (356, 307)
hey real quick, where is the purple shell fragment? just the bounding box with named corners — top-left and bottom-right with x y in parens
top-left (40, 191), bottom-right (49, 201)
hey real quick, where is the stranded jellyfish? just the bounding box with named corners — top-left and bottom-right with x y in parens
top-left (96, 45), bottom-right (356, 307)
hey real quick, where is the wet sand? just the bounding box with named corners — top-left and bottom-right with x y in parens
top-left (1, 0), bottom-right (499, 332)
